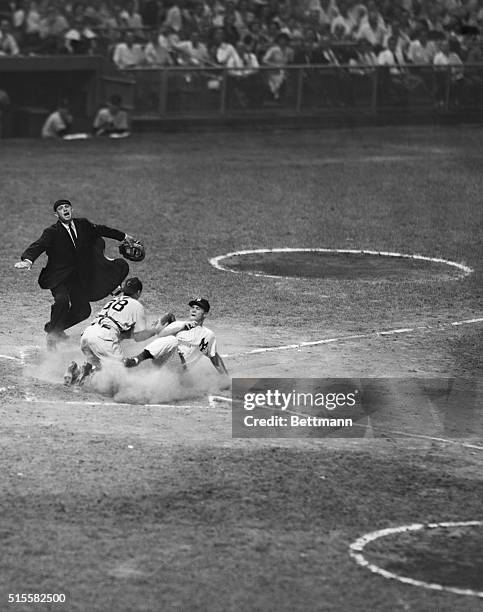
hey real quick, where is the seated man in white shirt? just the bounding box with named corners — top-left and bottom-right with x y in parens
top-left (433, 39), bottom-right (465, 105)
top-left (212, 27), bottom-right (237, 65)
top-left (123, 297), bottom-right (229, 382)
top-left (93, 94), bottom-right (130, 137)
top-left (378, 36), bottom-right (405, 75)
top-left (175, 31), bottom-right (210, 66)
top-left (144, 29), bottom-right (174, 66)
top-left (357, 10), bottom-right (387, 49)
top-left (226, 39), bottom-right (259, 107)
top-left (377, 35), bottom-right (423, 103)
top-left (0, 19), bottom-right (19, 56)
top-left (113, 30), bottom-right (143, 69)
top-left (407, 28), bottom-right (437, 65)
top-left (41, 102), bottom-right (73, 138)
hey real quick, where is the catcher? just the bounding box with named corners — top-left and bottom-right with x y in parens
top-left (64, 276), bottom-right (174, 385)
top-left (14, 198), bottom-right (144, 350)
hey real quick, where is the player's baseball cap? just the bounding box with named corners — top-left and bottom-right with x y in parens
top-left (53, 199), bottom-right (72, 212)
top-left (123, 277), bottom-right (143, 296)
top-left (189, 297), bottom-right (210, 312)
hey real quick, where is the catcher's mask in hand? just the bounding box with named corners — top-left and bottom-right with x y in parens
top-left (119, 239), bottom-right (145, 262)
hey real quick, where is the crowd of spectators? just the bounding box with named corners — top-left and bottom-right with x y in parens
top-left (1, 1), bottom-right (483, 104)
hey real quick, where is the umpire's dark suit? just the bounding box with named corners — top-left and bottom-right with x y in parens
top-left (21, 218), bottom-right (128, 335)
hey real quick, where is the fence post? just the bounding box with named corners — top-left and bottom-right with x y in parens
top-left (444, 66), bottom-right (451, 111)
top-left (159, 69), bottom-right (168, 117)
top-left (296, 67), bottom-right (303, 112)
top-left (371, 68), bottom-right (378, 114)
top-left (220, 69), bottom-right (227, 114)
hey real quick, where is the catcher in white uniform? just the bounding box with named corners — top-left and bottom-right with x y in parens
top-left (123, 297), bottom-right (229, 377)
top-left (64, 276), bottom-right (171, 384)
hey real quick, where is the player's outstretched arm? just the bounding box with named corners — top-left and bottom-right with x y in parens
top-left (131, 313), bottom-right (177, 342)
top-left (210, 352), bottom-right (229, 376)
top-left (156, 320), bottom-right (198, 338)
top-left (132, 327), bottom-right (159, 342)
top-left (17, 228), bottom-right (52, 267)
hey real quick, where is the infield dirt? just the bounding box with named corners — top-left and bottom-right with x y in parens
top-left (0, 126), bottom-right (481, 611)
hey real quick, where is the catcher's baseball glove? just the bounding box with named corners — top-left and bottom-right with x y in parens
top-left (119, 239), bottom-right (145, 262)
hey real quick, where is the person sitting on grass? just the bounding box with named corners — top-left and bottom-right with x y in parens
top-left (93, 94), bottom-right (130, 137)
top-left (41, 101), bottom-right (73, 138)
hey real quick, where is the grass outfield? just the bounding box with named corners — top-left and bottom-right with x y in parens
top-left (0, 126), bottom-right (482, 611)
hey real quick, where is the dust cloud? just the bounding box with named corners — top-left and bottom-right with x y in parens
top-left (22, 335), bottom-right (229, 405)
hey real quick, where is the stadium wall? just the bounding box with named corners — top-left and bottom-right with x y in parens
top-left (1, 57), bottom-right (483, 137)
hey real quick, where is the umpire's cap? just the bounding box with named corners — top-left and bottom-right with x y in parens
top-left (189, 297), bottom-right (210, 312)
top-left (123, 277), bottom-right (143, 296)
top-left (53, 199), bottom-right (72, 212)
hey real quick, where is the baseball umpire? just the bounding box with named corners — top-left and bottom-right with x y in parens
top-left (15, 199), bottom-right (136, 350)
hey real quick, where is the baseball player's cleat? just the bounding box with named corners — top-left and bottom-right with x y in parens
top-left (77, 362), bottom-right (94, 385)
top-left (63, 361), bottom-right (80, 385)
top-left (123, 356), bottom-right (139, 368)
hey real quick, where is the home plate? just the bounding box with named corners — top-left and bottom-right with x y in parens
top-left (208, 394), bottom-right (232, 408)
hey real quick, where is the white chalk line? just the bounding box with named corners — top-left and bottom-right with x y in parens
top-left (1, 317), bottom-right (481, 451)
top-left (14, 387), bottom-right (483, 453)
top-left (349, 520), bottom-right (483, 598)
top-left (22, 393), bottom-right (232, 409)
top-left (209, 248), bottom-right (474, 279)
top-left (6, 377), bottom-right (483, 452)
top-left (283, 408), bottom-right (483, 451)
top-left (222, 317), bottom-right (483, 358)
top-left (350, 423), bottom-right (483, 452)
top-left (0, 345), bottom-right (42, 362)
top-left (24, 396), bottom-right (196, 409)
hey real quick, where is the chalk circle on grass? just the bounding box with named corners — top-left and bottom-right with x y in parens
top-left (209, 248), bottom-right (473, 281)
top-left (350, 520), bottom-right (483, 598)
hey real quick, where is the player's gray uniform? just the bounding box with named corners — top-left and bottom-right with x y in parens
top-left (80, 295), bottom-right (147, 364)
